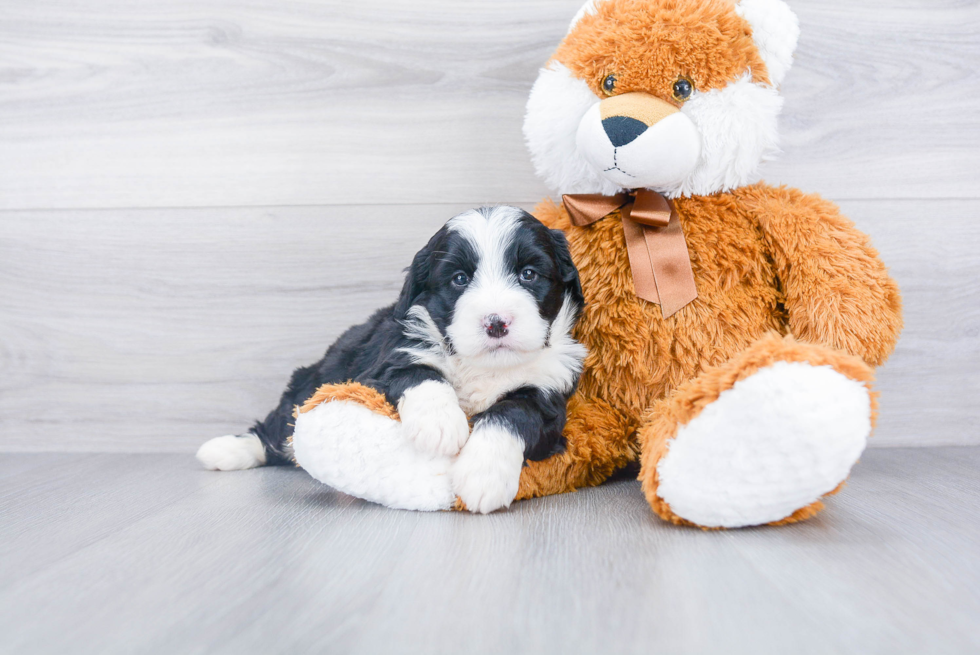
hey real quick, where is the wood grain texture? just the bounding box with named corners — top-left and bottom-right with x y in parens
top-left (838, 199), bottom-right (980, 447)
top-left (1, 0), bottom-right (978, 210)
top-left (1, 199), bottom-right (977, 452)
top-left (0, 203), bottom-right (481, 451)
top-left (1, 449), bottom-right (978, 654)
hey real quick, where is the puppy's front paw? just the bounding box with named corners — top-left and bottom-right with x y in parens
top-left (398, 381), bottom-right (470, 457)
top-left (452, 422), bottom-right (524, 514)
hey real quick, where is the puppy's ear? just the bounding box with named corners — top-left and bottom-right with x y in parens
top-left (394, 239), bottom-right (433, 317)
top-left (549, 229), bottom-right (584, 308)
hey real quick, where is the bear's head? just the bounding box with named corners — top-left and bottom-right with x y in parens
top-left (523, 0), bottom-right (800, 199)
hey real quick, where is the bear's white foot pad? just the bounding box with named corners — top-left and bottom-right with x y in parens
top-left (197, 434), bottom-right (267, 471)
top-left (656, 361), bottom-right (871, 528)
top-left (292, 400), bottom-right (457, 512)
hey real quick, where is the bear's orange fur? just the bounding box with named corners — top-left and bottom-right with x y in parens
top-left (557, 0), bottom-right (771, 102)
top-left (513, 184), bottom-right (901, 524)
top-left (297, 382), bottom-right (400, 420)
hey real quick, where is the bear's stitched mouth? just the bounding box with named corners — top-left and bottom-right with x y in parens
top-left (602, 148), bottom-right (636, 177)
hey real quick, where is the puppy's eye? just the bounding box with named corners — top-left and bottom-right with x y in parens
top-left (602, 74), bottom-right (617, 96)
top-left (451, 272), bottom-right (469, 287)
top-left (519, 268), bottom-right (538, 283)
top-left (672, 77), bottom-right (694, 102)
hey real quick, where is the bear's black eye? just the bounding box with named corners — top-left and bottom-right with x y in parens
top-left (602, 74), bottom-right (617, 96)
top-left (519, 268), bottom-right (538, 283)
top-left (672, 77), bottom-right (694, 102)
top-left (452, 272), bottom-right (470, 287)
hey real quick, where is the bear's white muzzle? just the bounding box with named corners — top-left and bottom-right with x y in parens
top-left (576, 93), bottom-right (702, 191)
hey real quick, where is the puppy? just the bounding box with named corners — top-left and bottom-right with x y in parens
top-left (197, 206), bottom-right (586, 511)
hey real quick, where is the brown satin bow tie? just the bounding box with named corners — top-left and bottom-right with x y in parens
top-left (562, 190), bottom-right (698, 318)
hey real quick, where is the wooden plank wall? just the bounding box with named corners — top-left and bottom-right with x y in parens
top-left (1, 0), bottom-right (978, 451)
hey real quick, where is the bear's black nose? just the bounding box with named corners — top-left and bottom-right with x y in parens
top-left (602, 116), bottom-right (648, 147)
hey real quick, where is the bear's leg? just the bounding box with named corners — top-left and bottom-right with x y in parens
top-left (515, 393), bottom-right (637, 501)
top-left (291, 383), bottom-right (457, 512)
top-left (638, 333), bottom-right (876, 529)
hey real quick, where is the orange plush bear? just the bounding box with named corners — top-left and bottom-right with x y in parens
top-left (292, 0), bottom-right (902, 528)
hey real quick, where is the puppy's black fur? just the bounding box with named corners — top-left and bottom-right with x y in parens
top-left (252, 207), bottom-right (584, 465)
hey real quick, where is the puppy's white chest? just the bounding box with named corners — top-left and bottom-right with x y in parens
top-left (447, 344), bottom-right (581, 416)
top-left (450, 366), bottom-right (531, 416)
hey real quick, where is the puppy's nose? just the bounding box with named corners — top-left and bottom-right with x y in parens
top-left (484, 315), bottom-right (509, 339)
top-left (602, 116), bottom-right (648, 147)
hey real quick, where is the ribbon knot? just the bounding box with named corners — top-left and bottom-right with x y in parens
top-left (562, 189), bottom-right (698, 318)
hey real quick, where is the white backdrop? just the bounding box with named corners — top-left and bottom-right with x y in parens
top-left (1, 0), bottom-right (978, 451)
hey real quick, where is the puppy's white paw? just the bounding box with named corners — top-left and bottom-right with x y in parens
top-left (196, 434), bottom-right (267, 471)
top-left (452, 422), bottom-right (524, 514)
top-left (398, 381), bottom-right (470, 457)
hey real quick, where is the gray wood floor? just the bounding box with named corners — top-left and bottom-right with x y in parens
top-left (2, 448), bottom-right (978, 654)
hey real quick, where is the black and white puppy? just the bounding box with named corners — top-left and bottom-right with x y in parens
top-left (197, 206), bottom-right (586, 512)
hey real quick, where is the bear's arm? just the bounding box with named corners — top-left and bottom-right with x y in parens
top-left (532, 198), bottom-right (572, 231)
top-left (743, 184), bottom-right (903, 367)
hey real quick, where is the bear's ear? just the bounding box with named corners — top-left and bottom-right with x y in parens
top-left (736, 0), bottom-right (801, 87)
top-left (568, 0), bottom-right (602, 33)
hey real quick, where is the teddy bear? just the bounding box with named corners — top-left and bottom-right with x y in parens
top-left (291, 0), bottom-right (903, 528)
